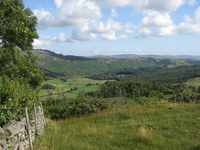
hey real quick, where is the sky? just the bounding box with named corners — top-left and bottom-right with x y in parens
top-left (23, 0), bottom-right (200, 56)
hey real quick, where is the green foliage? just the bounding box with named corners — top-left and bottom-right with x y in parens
top-left (0, 0), bottom-right (38, 50)
top-left (0, 48), bottom-right (44, 88)
top-left (60, 78), bottom-right (67, 82)
top-left (33, 50), bottom-right (200, 78)
top-left (90, 65), bottom-right (200, 83)
top-left (42, 95), bottom-right (111, 120)
top-left (41, 84), bottom-right (56, 89)
top-left (0, 0), bottom-right (44, 126)
top-left (91, 81), bottom-right (200, 103)
top-left (93, 81), bottom-right (166, 99)
top-left (0, 77), bottom-right (39, 126)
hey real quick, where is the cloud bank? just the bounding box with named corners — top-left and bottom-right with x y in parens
top-left (33, 0), bottom-right (200, 44)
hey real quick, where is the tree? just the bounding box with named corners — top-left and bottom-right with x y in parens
top-left (0, 0), bottom-right (38, 50)
top-left (42, 84), bottom-right (56, 90)
top-left (0, 0), bottom-right (43, 88)
top-left (0, 0), bottom-right (44, 126)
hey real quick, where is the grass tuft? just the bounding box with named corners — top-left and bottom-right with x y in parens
top-left (138, 126), bottom-right (153, 140)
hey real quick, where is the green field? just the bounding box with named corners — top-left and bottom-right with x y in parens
top-left (185, 77), bottom-right (200, 87)
top-left (38, 77), bottom-right (107, 98)
top-left (35, 77), bottom-right (200, 149)
top-left (34, 100), bottom-right (200, 150)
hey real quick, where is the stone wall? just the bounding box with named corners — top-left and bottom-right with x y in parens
top-left (0, 106), bottom-right (45, 150)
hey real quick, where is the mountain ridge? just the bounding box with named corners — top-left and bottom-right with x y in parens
top-left (90, 54), bottom-right (200, 60)
top-left (32, 49), bottom-right (200, 77)
top-left (33, 49), bottom-right (200, 60)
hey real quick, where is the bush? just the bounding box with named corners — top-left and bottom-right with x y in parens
top-left (0, 77), bottom-right (39, 126)
top-left (41, 84), bottom-right (56, 89)
top-left (43, 96), bottom-right (111, 119)
top-left (60, 78), bottom-right (67, 82)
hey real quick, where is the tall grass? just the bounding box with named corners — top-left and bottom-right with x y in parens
top-left (34, 100), bottom-right (200, 150)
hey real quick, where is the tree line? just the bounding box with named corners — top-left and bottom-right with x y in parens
top-left (86, 81), bottom-right (200, 103)
top-left (89, 65), bottom-right (200, 83)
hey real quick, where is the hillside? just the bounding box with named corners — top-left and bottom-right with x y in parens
top-left (32, 49), bottom-right (200, 77)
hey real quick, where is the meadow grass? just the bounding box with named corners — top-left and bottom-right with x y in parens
top-left (38, 78), bottom-right (106, 98)
top-left (34, 100), bottom-right (200, 150)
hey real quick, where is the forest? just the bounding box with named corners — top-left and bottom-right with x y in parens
top-left (89, 65), bottom-right (200, 83)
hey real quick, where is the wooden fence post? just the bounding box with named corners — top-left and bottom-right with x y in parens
top-left (25, 108), bottom-right (33, 150)
top-left (40, 103), bottom-right (46, 127)
top-left (34, 103), bottom-right (38, 136)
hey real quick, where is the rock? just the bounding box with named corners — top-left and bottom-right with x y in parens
top-left (0, 139), bottom-right (6, 146)
top-left (19, 141), bottom-right (26, 150)
top-left (19, 132), bottom-right (26, 141)
top-left (13, 143), bottom-right (19, 150)
top-left (0, 128), bottom-right (5, 136)
top-left (3, 120), bottom-right (25, 137)
top-left (0, 139), bottom-right (8, 150)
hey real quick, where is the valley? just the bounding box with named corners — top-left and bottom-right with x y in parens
top-left (33, 49), bottom-right (200, 150)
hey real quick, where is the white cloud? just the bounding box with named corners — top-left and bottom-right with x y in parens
top-left (34, 0), bottom-right (200, 43)
top-left (158, 25), bottom-right (176, 36)
top-left (34, 0), bottom-right (102, 29)
top-left (33, 39), bottom-right (50, 47)
top-left (54, 27), bottom-right (97, 43)
top-left (142, 0), bottom-right (184, 12)
top-left (125, 29), bottom-right (134, 34)
top-left (141, 11), bottom-right (173, 27)
top-left (55, 33), bottom-right (68, 42)
top-left (95, 0), bottom-right (184, 13)
top-left (101, 32), bottom-right (127, 40)
top-left (52, 18), bottom-right (131, 42)
top-left (95, 0), bottom-right (132, 7)
top-left (40, 35), bottom-right (55, 40)
top-left (105, 19), bottom-right (122, 30)
top-left (188, 0), bottom-right (197, 6)
top-left (54, 0), bottom-right (62, 7)
top-left (138, 28), bottom-right (152, 38)
top-left (194, 7), bottom-right (200, 23)
top-left (184, 7), bottom-right (200, 23)
top-left (184, 15), bottom-right (192, 23)
top-left (111, 8), bottom-right (119, 18)
top-left (34, 8), bottom-right (51, 23)
top-left (176, 23), bottom-right (200, 34)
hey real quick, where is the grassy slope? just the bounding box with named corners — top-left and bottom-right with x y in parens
top-left (33, 50), bottom-right (200, 77)
top-left (34, 101), bottom-right (200, 150)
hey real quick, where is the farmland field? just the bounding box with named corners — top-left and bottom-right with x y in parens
top-left (38, 77), bottom-right (107, 98)
top-left (34, 100), bottom-right (200, 150)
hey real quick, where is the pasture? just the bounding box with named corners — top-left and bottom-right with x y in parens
top-left (34, 100), bottom-right (200, 150)
top-left (39, 77), bottom-right (107, 98)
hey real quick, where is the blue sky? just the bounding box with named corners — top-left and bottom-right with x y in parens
top-left (24, 0), bottom-right (200, 56)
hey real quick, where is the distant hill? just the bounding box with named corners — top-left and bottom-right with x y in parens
top-left (32, 49), bottom-right (200, 77)
top-left (90, 54), bottom-right (200, 60)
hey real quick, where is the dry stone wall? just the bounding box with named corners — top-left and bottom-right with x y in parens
top-left (0, 106), bottom-right (45, 150)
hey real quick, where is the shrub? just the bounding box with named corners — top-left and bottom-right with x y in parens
top-left (0, 77), bottom-right (39, 126)
top-left (43, 96), bottom-right (111, 119)
top-left (41, 84), bottom-right (56, 89)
